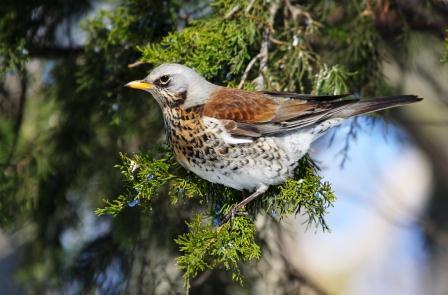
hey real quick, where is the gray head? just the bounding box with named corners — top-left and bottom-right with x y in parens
top-left (126, 63), bottom-right (217, 109)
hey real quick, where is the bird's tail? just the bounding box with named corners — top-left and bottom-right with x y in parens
top-left (333, 95), bottom-right (423, 118)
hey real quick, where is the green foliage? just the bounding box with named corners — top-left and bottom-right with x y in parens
top-left (0, 11), bottom-right (26, 73)
top-left (314, 65), bottom-right (353, 95)
top-left (140, 1), bottom-right (267, 81)
top-left (271, 156), bottom-right (335, 231)
top-left (96, 147), bottom-right (207, 216)
top-left (1, 0), bottom-right (442, 293)
top-left (98, 146), bottom-right (336, 287)
top-left (141, 18), bottom-right (253, 80)
top-left (0, 119), bottom-right (16, 226)
top-left (96, 0), bottom-right (347, 288)
top-left (176, 215), bottom-right (261, 290)
top-left (0, 0), bottom-right (184, 291)
top-left (345, 15), bottom-right (383, 93)
top-left (309, 3), bottom-right (393, 95)
top-left (0, 91), bottom-right (56, 230)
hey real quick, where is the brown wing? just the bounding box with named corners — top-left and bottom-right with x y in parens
top-left (202, 88), bottom-right (421, 138)
top-left (203, 87), bottom-right (356, 137)
top-left (203, 87), bottom-right (278, 123)
top-left (203, 87), bottom-right (322, 123)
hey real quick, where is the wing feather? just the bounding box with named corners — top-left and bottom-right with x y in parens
top-left (202, 87), bottom-right (359, 138)
top-left (203, 87), bottom-right (278, 123)
top-left (261, 91), bottom-right (352, 101)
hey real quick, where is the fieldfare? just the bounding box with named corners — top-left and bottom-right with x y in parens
top-left (126, 63), bottom-right (422, 219)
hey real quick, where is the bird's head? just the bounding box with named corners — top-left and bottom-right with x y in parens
top-left (125, 63), bottom-right (217, 109)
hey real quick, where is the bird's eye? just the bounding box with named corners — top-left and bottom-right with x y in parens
top-left (159, 75), bottom-right (170, 85)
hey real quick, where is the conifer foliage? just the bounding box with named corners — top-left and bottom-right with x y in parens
top-left (97, 0), bottom-right (343, 287)
top-left (1, 0), bottom-right (447, 293)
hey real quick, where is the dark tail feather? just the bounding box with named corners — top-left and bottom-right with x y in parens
top-left (334, 95), bottom-right (423, 118)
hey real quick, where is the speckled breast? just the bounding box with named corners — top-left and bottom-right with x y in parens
top-left (161, 106), bottom-right (294, 190)
top-left (162, 106), bottom-right (225, 171)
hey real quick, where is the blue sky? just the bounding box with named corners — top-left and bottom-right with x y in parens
top-left (299, 117), bottom-right (430, 294)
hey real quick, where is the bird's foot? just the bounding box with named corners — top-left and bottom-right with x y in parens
top-left (219, 205), bottom-right (248, 226)
top-left (218, 185), bottom-right (269, 226)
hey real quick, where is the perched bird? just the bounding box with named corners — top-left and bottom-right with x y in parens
top-left (126, 63), bottom-right (422, 218)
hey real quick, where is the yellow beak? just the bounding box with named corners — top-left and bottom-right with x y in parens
top-left (125, 80), bottom-right (154, 90)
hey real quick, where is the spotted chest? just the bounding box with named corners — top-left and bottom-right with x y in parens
top-left (162, 106), bottom-right (220, 168)
top-left (161, 106), bottom-right (294, 191)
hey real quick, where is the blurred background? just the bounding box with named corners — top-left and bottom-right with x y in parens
top-left (1, 0), bottom-right (448, 294)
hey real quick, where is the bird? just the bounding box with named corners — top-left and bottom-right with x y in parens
top-left (126, 63), bottom-right (422, 220)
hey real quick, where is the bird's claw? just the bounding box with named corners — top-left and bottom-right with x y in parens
top-left (220, 205), bottom-right (248, 226)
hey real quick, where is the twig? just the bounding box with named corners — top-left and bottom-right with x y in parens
top-left (269, 36), bottom-right (289, 45)
top-left (253, 31), bottom-right (269, 91)
top-left (238, 53), bottom-right (262, 89)
top-left (128, 60), bottom-right (146, 68)
top-left (336, 118), bottom-right (361, 168)
top-left (253, 0), bottom-right (280, 91)
top-left (224, 4), bottom-right (240, 19)
top-left (245, 0), bottom-right (257, 14)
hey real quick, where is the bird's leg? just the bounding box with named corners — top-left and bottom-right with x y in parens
top-left (234, 184), bottom-right (269, 211)
top-left (221, 185), bottom-right (268, 225)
